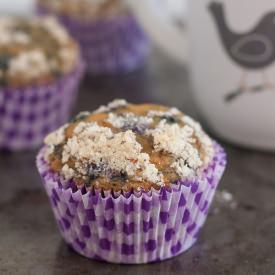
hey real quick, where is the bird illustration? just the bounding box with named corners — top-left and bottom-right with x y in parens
top-left (209, 1), bottom-right (275, 101)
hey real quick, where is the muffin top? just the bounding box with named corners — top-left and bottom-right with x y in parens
top-left (44, 99), bottom-right (215, 192)
top-left (38, 0), bottom-right (128, 19)
top-left (0, 17), bottom-right (79, 88)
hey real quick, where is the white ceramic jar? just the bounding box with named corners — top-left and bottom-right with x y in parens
top-left (128, 0), bottom-right (275, 151)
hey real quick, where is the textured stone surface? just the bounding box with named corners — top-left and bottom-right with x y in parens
top-left (0, 49), bottom-right (275, 274)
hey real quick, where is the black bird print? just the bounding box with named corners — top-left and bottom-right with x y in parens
top-left (209, 1), bottom-right (275, 101)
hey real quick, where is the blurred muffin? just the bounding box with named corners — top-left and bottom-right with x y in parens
top-left (37, 99), bottom-right (226, 263)
top-left (0, 17), bottom-right (85, 150)
top-left (36, 0), bottom-right (149, 74)
top-left (37, 0), bottom-right (127, 19)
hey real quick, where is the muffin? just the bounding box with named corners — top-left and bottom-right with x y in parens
top-left (36, 0), bottom-right (149, 74)
top-left (0, 16), bottom-right (85, 150)
top-left (36, 99), bottom-right (226, 263)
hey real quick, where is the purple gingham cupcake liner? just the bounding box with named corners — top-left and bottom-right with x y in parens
top-left (37, 5), bottom-right (150, 74)
top-left (0, 60), bottom-right (85, 151)
top-left (36, 142), bottom-right (226, 264)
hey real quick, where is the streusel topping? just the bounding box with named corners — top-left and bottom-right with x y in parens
top-left (0, 17), bottom-right (79, 88)
top-left (44, 99), bottom-right (215, 191)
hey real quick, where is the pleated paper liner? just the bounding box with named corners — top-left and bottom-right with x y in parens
top-left (36, 142), bottom-right (226, 264)
top-left (0, 60), bottom-right (85, 151)
top-left (37, 5), bottom-right (150, 74)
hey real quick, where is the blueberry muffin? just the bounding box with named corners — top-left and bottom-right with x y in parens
top-left (44, 99), bottom-right (215, 191)
top-left (36, 0), bottom-right (149, 74)
top-left (37, 99), bottom-right (226, 263)
top-left (0, 17), bottom-right (84, 150)
top-left (0, 16), bottom-right (79, 88)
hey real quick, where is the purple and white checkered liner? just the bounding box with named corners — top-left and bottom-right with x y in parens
top-left (37, 6), bottom-right (150, 74)
top-left (0, 60), bottom-right (85, 151)
top-left (37, 143), bottom-right (226, 264)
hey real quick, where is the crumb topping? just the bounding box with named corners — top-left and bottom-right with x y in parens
top-left (44, 100), bottom-right (215, 191)
top-left (38, 0), bottom-right (128, 19)
top-left (107, 112), bottom-right (153, 134)
top-left (0, 16), bottom-right (79, 88)
top-left (94, 99), bottom-right (128, 113)
top-left (148, 120), bottom-right (202, 178)
top-left (61, 122), bottom-right (163, 185)
top-left (41, 17), bottom-right (71, 45)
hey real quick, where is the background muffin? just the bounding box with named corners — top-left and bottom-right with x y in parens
top-left (36, 0), bottom-right (150, 74)
top-left (37, 99), bottom-right (226, 263)
top-left (37, 0), bottom-right (127, 19)
top-left (0, 17), bottom-right (79, 87)
top-left (0, 16), bottom-right (85, 150)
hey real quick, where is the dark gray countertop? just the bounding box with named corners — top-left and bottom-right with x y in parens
top-left (1, 49), bottom-right (275, 275)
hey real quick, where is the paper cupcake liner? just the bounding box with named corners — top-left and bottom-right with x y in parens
top-left (37, 5), bottom-right (150, 74)
top-left (0, 60), bottom-right (85, 151)
top-left (37, 142), bottom-right (226, 264)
